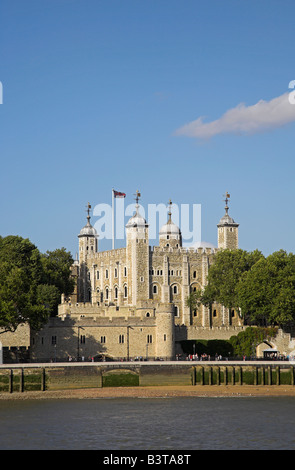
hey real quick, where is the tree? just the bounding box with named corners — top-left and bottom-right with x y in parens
top-left (0, 236), bottom-right (49, 332)
top-left (186, 249), bottom-right (263, 315)
top-left (41, 248), bottom-right (74, 296)
top-left (0, 237), bottom-right (75, 333)
top-left (229, 326), bottom-right (278, 357)
top-left (238, 250), bottom-right (295, 327)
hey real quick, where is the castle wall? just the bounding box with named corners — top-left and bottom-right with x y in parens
top-left (32, 302), bottom-right (175, 362)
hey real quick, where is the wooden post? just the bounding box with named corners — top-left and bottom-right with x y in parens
top-left (268, 366), bottom-right (272, 385)
top-left (9, 369), bottom-right (13, 393)
top-left (254, 367), bottom-right (258, 385)
top-left (41, 368), bottom-right (46, 391)
top-left (201, 366), bottom-right (204, 385)
top-left (276, 366), bottom-right (280, 386)
top-left (20, 368), bottom-right (24, 392)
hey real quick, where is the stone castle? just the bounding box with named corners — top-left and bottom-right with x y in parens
top-left (1, 191), bottom-right (252, 363)
top-left (2, 190), bottom-right (295, 363)
top-left (29, 191), bottom-right (244, 362)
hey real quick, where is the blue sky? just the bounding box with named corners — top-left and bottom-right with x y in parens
top-left (1, 0), bottom-right (295, 257)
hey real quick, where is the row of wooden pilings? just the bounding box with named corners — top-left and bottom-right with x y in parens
top-left (191, 365), bottom-right (295, 386)
top-left (6, 368), bottom-right (46, 394)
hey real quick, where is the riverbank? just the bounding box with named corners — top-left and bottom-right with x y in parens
top-left (2, 384), bottom-right (295, 400)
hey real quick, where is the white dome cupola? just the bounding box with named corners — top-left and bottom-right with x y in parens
top-left (159, 199), bottom-right (182, 248)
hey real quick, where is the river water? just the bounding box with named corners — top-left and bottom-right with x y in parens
top-left (0, 396), bottom-right (294, 450)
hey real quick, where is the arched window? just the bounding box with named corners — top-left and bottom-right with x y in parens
top-left (114, 287), bottom-right (118, 299)
top-left (153, 285), bottom-right (157, 294)
top-left (124, 285), bottom-right (128, 298)
top-left (105, 287), bottom-right (109, 300)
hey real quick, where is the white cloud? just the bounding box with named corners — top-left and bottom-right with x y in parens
top-left (174, 92), bottom-right (295, 139)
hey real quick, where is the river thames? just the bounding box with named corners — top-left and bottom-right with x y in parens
top-left (0, 395), bottom-right (294, 450)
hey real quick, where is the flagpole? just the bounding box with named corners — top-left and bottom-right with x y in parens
top-left (112, 188), bottom-right (115, 250)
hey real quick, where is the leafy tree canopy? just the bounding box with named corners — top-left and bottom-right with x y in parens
top-left (186, 248), bottom-right (263, 311)
top-left (229, 326), bottom-right (278, 357)
top-left (187, 248), bottom-right (295, 328)
top-left (0, 236), bottom-right (74, 333)
top-left (238, 250), bottom-right (295, 327)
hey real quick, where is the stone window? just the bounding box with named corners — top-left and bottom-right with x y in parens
top-left (114, 287), bottom-right (118, 299)
top-left (147, 335), bottom-right (152, 344)
top-left (193, 271), bottom-right (197, 278)
top-left (213, 309), bottom-right (217, 317)
top-left (124, 266), bottom-right (127, 276)
top-left (80, 335), bottom-right (86, 344)
top-left (51, 336), bottom-right (57, 345)
top-left (174, 306), bottom-right (179, 317)
top-left (119, 334), bottom-right (125, 344)
top-left (146, 312), bottom-right (150, 317)
top-left (124, 285), bottom-right (128, 298)
top-left (105, 269), bottom-right (109, 279)
top-left (164, 334), bottom-right (167, 341)
top-left (96, 270), bottom-right (99, 280)
top-left (114, 268), bottom-right (118, 278)
top-left (105, 288), bottom-right (109, 300)
top-left (100, 336), bottom-right (106, 344)
top-left (153, 285), bottom-right (158, 294)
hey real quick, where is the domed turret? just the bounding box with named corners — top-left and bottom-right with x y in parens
top-left (159, 200), bottom-right (182, 248)
top-left (126, 208), bottom-right (147, 229)
top-left (78, 203), bottom-right (98, 258)
top-left (78, 203), bottom-right (98, 238)
top-left (126, 190), bottom-right (148, 237)
top-left (79, 219), bottom-right (98, 237)
top-left (217, 192), bottom-right (239, 250)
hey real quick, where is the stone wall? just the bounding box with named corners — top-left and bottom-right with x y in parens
top-left (1, 362), bottom-right (295, 394)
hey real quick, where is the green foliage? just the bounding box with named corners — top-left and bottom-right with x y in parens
top-left (187, 248), bottom-right (295, 328)
top-left (102, 373), bottom-right (139, 387)
top-left (0, 236), bottom-right (74, 333)
top-left (238, 250), bottom-right (295, 327)
top-left (41, 248), bottom-right (74, 296)
top-left (229, 326), bottom-right (278, 357)
top-left (201, 249), bottom-right (263, 310)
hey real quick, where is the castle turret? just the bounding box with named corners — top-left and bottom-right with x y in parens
top-left (159, 199), bottom-right (182, 249)
top-left (125, 190), bottom-right (149, 305)
top-left (78, 203), bottom-right (98, 302)
top-left (217, 192), bottom-right (239, 250)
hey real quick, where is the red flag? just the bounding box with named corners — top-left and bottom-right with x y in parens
top-left (113, 190), bottom-right (126, 198)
